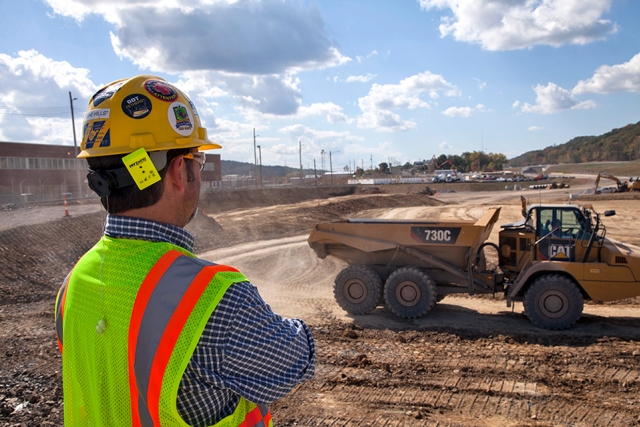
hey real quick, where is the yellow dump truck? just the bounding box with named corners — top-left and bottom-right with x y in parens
top-left (307, 198), bottom-right (640, 330)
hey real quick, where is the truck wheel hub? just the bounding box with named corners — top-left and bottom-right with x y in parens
top-left (540, 291), bottom-right (568, 317)
top-left (397, 281), bottom-right (420, 306)
top-left (345, 279), bottom-right (366, 303)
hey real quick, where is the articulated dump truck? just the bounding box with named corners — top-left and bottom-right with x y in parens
top-left (307, 198), bottom-right (640, 330)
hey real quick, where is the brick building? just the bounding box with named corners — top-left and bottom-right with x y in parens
top-left (0, 141), bottom-right (221, 204)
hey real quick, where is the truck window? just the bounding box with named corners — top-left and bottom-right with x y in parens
top-left (537, 208), bottom-right (585, 239)
top-left (560, 210), bottom-right (584, 239)
top-left (537, 209), bottom-right (554, 236)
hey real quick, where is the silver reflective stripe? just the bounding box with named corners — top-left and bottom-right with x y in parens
top-left (254, 405), bottom-right (270, 427)
top-left (133, 255), bottom-right (215, 419)
top-left (55, 272), bottom-right (71, 347)
top-left (138, 395), bottom-right (154, 427)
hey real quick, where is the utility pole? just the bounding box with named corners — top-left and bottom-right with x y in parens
top-left (329, 150), bottom-right (340, 185)
top-left (69, 91), bottom-right (83, 198)
top-left (320, 149), bottom-right (325, 171)
top-left (257, 145), bottom-right (262, 187)
top-left (313, 159), bottom-right (317, 185)
top-left (299, 140), bottom-right (303, 181)
top-left (329, 151), bottom-right (333, 185)
top-left (253, 128), bottom-right (258, 187)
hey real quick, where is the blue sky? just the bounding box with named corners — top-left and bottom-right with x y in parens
top-left (1, 0), bottom-right (639, 171)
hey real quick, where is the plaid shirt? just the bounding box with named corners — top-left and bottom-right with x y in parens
top-left (105, 215), bottom-right (316, 426)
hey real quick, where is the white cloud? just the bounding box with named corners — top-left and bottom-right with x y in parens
top-left (356, 50), bottom-right (379, 63)
top-left (528, 126), bottom-right (544, 131)
top-left (278, 124), bottom-right (362, 143)
top-left (346, 74), bottom-right (377, 83)
top-left (439, 141), bottom-right (453, 151)
top-left (357, 71), bottom-right (459, 132)
top-left (474, 78), bottom-right (486, 90)
top-left (297, 103), bottom-right (348, 123)
top-left (419, 0), bottom-right (617, 50)
top-left (515, 82), bottom-right (596, 114)
top-left (177, 70), bottom-right (303, 117)
top-left (47, 0), bottom-right (349, 75)
top-left (46, 1), bottom-right (354, 120)
top-left (0, 50), bottom-right (97, 145)
top-left (573, 52), bottom-right (640, 94)
top-left (442, 103), bottom-right (485, 117)
top-left (272, 124), bottom-right (366, 167)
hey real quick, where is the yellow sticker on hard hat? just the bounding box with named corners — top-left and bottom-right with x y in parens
top-left (122, 148), bottom-right (161, 190)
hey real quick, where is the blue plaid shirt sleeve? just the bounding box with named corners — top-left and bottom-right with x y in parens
top-left (217, 283), bottom-right (316, 403)
top-left (177, 281), bottom-right (315, 425)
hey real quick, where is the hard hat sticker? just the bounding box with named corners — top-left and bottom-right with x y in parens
top-left (185, 95), bottom-right (199, 117)
top-left (144, 80), bottom-right (178, 102)
top-left (92, 81), bottom-right (125, 107)
top-left (85, 109), bottom-right (110, 121)
top-left (122, 94), bottom-right (152, 119)
top-left (83, 120), bottom-right (110, 149)
top-left (168, 102), bottom-right (194, 136)
top-left (122, 148), bottom-right (161, 190)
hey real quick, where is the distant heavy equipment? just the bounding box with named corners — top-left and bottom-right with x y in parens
top-left (594, 172), bottom-right (639, 193)
top-left (308, 197), bottom-right (640, 330)
top-left (530, 181), bottom-right (569, 190)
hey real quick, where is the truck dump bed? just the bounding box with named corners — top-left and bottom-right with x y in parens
top-left (308, 208), bottom-right (501, 285)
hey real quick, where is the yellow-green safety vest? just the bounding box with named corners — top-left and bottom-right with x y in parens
top-left (55, 236), bottom-right (272, 427)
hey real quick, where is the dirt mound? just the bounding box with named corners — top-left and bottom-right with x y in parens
top-left (0, 192), bottom-right (440, 305)
top-left (198, 185), bottom-right (357, 213)
top-left (0, 212), bottom-right (104, 306)
top-left (193, 193), bottom-right (442, 253)
top-left (576, 191), bottom-right (640, 201)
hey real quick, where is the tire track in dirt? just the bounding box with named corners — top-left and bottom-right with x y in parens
top-left (199, 236), bottom-right (348, 321)
top-left (273, 324), bottom-right (640, 427)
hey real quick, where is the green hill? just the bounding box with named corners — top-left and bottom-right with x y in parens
top-left (509, 121), bottom-right (640, 167)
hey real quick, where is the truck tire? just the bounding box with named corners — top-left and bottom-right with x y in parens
top-left (334, 265), bottom-right (383, 315)
top-left (523, 274), bottom-right (583, 330)
top-left (384, 267), bottom-right (437, 319)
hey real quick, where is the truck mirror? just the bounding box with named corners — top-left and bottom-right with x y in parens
top-left (604, 210), bottom-right (616, 217)
top-left (520, 195), bottom-right (527, 217)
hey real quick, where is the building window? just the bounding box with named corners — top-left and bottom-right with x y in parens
top-left (0, 156), bottom-right (88, 170)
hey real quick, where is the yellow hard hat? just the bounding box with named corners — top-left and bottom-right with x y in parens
top-left (78, 75), bottom-right (221, 158)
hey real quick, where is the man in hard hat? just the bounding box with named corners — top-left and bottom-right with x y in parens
top-left (55, 75), bottom-right (315, 427)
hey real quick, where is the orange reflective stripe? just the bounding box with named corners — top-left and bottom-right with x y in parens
top-left (146, 264), bottom-right (238, 426)
top-left (56, 280), bottom-right (69, 354)
top-left (128, 250), bottom-right (182, 427)
top-left (239, 405), bottom-right (271, 427)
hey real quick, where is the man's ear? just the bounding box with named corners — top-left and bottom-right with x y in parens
top-left (165, 156), bottom-right (186, 192)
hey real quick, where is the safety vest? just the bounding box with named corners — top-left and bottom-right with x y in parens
top-left (55, 237), bottom-right (273, 427)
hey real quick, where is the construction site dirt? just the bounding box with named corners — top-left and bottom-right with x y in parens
top-left (1, 183), bottom-right (639, 427)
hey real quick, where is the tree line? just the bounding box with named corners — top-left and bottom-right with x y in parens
top-left (509, 121), bottom-right (640, 167)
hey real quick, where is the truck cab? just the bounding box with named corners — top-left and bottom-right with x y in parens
top-left (499, 203), bottom-right (599, 274)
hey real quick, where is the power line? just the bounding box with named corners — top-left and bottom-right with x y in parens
top-left (0, 106), bottom-right (72, 118)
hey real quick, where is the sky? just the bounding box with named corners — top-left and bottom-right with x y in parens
top-left (0, 0), bottom-right (639, 171)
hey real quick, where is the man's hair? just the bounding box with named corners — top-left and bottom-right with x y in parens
top-left (87, 148), bottom-right (193, 214)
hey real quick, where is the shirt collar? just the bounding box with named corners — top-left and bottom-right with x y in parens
top-left (104, 214), bottom-right (195, 252)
